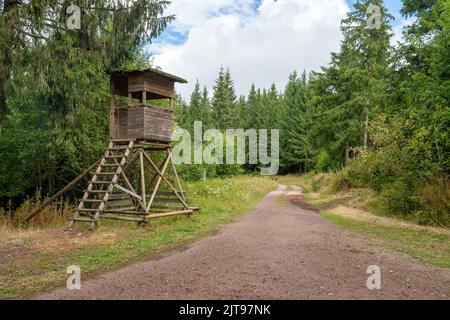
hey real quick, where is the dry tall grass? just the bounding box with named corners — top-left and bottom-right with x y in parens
top-left (0, 197), bottom-right (72, 237)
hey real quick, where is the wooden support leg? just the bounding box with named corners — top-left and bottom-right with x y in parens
top-left (171, 153), bottom-right (186, 202)
top-left (140, 150), bottom-right (147, 209)
top-left (145, 152), bottom-right (171, 213)
top-left (142, 150), bottom-right (190, 210)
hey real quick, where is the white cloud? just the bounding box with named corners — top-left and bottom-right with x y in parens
top-left (154, 0), bottom-right (350, 99)
top-left (162, 0), bottom-right (256, 32)
top-left (391, 17), bottom-right (416, 47)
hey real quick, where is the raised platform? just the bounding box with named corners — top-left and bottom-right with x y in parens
top-left (111, 104), bottom-right (173, 144)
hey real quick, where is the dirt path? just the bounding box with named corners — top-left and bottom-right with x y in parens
top-left (37, 185), bottom-right (450, 300)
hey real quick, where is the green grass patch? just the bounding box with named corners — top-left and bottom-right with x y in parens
top-left (321, 211), bottom-right (450, 268)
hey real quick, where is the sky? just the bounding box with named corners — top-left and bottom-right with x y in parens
top-left (150, 0), bottom-right (406, 99)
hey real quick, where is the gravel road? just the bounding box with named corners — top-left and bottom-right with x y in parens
top-left (37, 185), bottom-right (450, 300)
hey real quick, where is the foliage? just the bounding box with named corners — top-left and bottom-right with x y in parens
top-left (0, 0), bottom-right (174, 207)
top-left (306, 0), bottom-right (448, 226)
top-left (1, 0), bottom-right (448, 226)
top-left (279, 71), bottom-right (313, 173)
top-left (315, 150), bottom-right (332, 173)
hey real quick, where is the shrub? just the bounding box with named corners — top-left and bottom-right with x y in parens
top-left (310, 175), bottom-right (328, 192)
top-left (420, 174), bottom-right (450, 227)
top-left (329, 170), bottom-right (351, 192)
top-left (177, 164), bottom-right (209, 181)
top-left (315, 150), bottom-right (331, 172)
top-left (377, 177), bottom-right (421, 218)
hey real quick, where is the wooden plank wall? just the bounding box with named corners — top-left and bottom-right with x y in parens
top-left (126, 107), bottom-right (145, 140)
top-left (143, 106), bottom-right (173, 142)
top-left (111, 108), bottom-right (130, 140)
top-left (120, 106), bottom-right (173, 143)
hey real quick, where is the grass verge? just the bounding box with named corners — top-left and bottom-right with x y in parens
top-left (321, 211), bottom-right (450, 268)
top-left (277, 174), bottom-right (450, 269)
top-left (0, 176), bottom-right (277, 299)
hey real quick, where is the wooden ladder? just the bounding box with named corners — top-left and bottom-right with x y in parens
top-left (67, 140), bottom-right (135, 230)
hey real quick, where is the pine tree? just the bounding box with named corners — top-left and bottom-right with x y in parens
top-left (173, 93), bottom-right (189, 129)
top-left (211, 67), bottom-right (237, 130)
top-left (245, 84), bottom-right (259, 129)
top-left (200, 86), bottom-right (212, 129)
top-left (0, 1), bottom-right (174, 201)
top-left (186, 80), bottom-right (202, 132)
top-left (279, 71), bottom-right (312, 173)
top-left (0, 0), bottom-right (174, 126)
top-left (235, 95), bottom-right (247, 129)
top-left (310, 0), bottom-right (393, 166)
top-left (257, 83), bottom-right (280, 130)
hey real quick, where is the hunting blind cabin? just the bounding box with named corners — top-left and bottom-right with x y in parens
top-left (26, 68), bottom-right (198, 230)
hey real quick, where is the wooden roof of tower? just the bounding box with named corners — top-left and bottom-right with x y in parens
top-left (110, 68), bottom-right (188, 101)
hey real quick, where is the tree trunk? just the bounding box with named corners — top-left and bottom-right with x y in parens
top-left (345, 142), bottom-right (350, 166)
top-left (0, 0), bottom-right (18, 125)
top-left (0, 69), bottom-right (6, 126)
top-left (364, 111), bottom-right (369, 149)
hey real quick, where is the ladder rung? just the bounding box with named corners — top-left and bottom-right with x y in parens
top-left (84, 190), bottom-right (109, 193)
top-left (80, 199), bottom-right (104, 203)
top-left (92, 181), bottom-right (114, 184)
top-left (105, 155), bottom-right (125, 159)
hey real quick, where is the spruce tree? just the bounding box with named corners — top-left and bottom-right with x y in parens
top-left (187, 80), bottom-right (202, 132)
top-left (245, 84), bottom-right (259, 129)
top-left (257, 83), bottom-right (280, 130)
top-left (211, 67), bottom-right (237, 130)
top-left (200, 86), bottom-right (212, 129)
top-left (0, 0), bottom-right (174, 125)
top-left (0, 1), bottom-right (174, 200)
top-left (279, 71), bottom-right (312, 173)
top-left (310, 0), bottom-right (393, 165)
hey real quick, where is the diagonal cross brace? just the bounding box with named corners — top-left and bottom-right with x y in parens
top-left (141, 149), bottom-right (190, 212)
top-left (145, 152), bottom-right (171, 213)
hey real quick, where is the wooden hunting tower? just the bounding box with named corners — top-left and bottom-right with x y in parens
top-left (109, 69), bottom-right (187, 143)
top-left (33, 68), bottom-right (198, 230)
